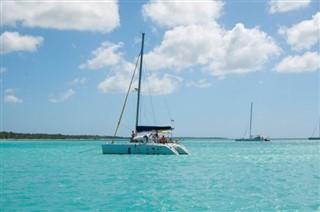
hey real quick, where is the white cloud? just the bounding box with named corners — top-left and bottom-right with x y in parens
top-left (72, 77), bottom-right (87, 85)
top-left (98, 62), bottom-right (136, 93)
top-left (142, 0), bottom-right (223, 28)
top-left (1, 31), bottom-right (43, 54)
top-left (4, 89), bottom-right (23, 104)
top-left (49, 89), bottom-right (75, 103)
top-left (81, 40), bottom-right (182, 95)
top-left (141, 74), bottom-right (183, 96)
top-left (274, 52), bottom-right (320, 73)
top-left (279, 12), bottom-right (320, 51)
top-left (98, 71), bottom-right (182, 96)
top-left (145, 23), bottom-right (223, 71)
top-left (5, 89), bottom-right (14, 94)
top-left (5, 95), bottom-right (23, 104)
top-left (144, 23), bottom-right (281, 77)
top-left (208, 24), bottom-right (281, 77)
top-left (269, 0), bottom-right (310, 13)
top-left (0, 67), bottom-right (7, 73)
top-left (186, 79), bottom-right (212, 88)
top-left (79, 42), bottom-right (124, 70)
top-left (81, 41), bottom-right (137, 93)
top-left (2, 1), bottom-right (120, 33)
top-left (141, 0), bottom-right (281, 78)
top-left (84, 20), bottom-right (281, 94)
top-left (92, 41), bottom-right (194, 94)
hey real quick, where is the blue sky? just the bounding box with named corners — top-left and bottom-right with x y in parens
top-left (1, 0), bottom-right (319, 138)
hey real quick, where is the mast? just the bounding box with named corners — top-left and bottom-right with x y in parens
top-left (135, 33), bottom-right (145, 133)
top-left (249, 102), bottom-right (253, 138)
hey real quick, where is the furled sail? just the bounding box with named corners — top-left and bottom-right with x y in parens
top-left (136, 125), bottom-right (173, 132)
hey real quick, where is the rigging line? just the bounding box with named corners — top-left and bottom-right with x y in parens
top-left (243, 122), bottom-right (249, 138)
top-left (140, 98), bottom-right (151, 125)
top-left (311, 118), bottom-right (320, 137)
top-left (157, 72), bottom-right (174, 124)
top-left (144, 63), bottom-right (157, 125)
top-left (111, 53), bottom-right (140, 144)
top-left (163, 95), bottom-right (174, 122)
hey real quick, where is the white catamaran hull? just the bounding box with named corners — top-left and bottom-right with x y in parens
top-left (102, 143), bottom-right (180, 155)
top-left (170, 143), bottom-right (190, 155)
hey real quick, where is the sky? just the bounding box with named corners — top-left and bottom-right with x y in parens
top-left (1, 0), bottom-right (319, 138)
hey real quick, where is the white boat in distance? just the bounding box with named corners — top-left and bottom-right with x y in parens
top-left (235, 103), bottom-right (270, 142)
top-left (102, 33), bottom-right (189, 155)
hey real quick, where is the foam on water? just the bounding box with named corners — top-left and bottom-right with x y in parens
top-left (1, 139), bottom-right (319, 211)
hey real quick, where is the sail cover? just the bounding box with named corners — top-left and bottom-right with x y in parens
top-left (136, 125), bottom-right (173, 132)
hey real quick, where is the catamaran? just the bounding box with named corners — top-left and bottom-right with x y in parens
top-left (308, 118), bottom-right (320, 140)
top-left (101, 33), bottom-right (190, 155)
top-left (235, 102), bottom-right (270, 142)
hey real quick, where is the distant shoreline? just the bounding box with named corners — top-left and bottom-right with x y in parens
top-left (0, 132), bottom-right (311, 141)
top-left (0, 131), bottom-right (125, 140)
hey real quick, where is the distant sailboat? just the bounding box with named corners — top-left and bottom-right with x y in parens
top-left (308, 118), bottom-right (320, 140)
top-left (101, 33), bottom-right (189, 155)
top-left (235, 102), bottom-right (270, 142)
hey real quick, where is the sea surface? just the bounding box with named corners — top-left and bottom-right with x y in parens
top-left (1, 139), bottom-right (319, 211)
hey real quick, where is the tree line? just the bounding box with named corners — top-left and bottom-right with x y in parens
top-left (0, 131), bottom-right (121, 140)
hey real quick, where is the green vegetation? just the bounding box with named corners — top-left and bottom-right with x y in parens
top-left (0, 131), bottom-right (120, 140)
top-left (0, 132), bottom-right (230, 140)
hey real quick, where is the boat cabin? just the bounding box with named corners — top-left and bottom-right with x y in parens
top-left (132, 135), bottom-right (149, 143)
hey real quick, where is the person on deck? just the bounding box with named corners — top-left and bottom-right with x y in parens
top-left (160, 135), bottom-right (167, 144)
top-left (154, 131), bottom-right (159, 143)
top-left (130, 131), bottom-right (135, 142)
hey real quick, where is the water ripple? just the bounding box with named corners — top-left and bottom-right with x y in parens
top-left (1, 139), bottom-right (319, 211)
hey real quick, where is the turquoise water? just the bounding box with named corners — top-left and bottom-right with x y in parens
top-left (1, 139), bottom-right (319, 211)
